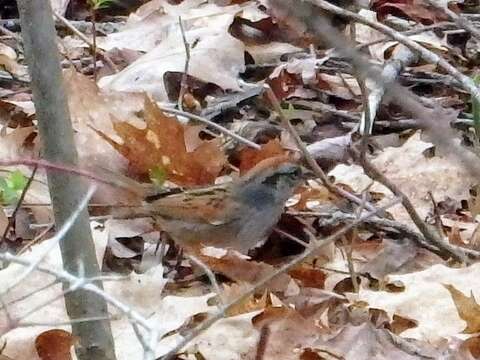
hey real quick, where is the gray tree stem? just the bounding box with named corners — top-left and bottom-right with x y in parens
top-left (17, 1), bottom-right (116, 359)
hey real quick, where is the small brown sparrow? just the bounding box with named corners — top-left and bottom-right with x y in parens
top-left (118, 157), bottom-right (305, 253)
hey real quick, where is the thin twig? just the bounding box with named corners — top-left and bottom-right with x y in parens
top-left (0, 158), bottom-right (146, 196)
top-left (91, 8), bottom-right (98, 82)
top-left (0, 185), bottom-right (96, 297)
top-left (18, 315), bottom-right (115, 328)
top-left (157, 106), bottom-right (261, 149)
top-left (1, 280), bottom-right (59, 311)
top-left (269, 0), bottom-right (480, 263)
top-left (0, 24), bottom-right (21, 45)
top-left (264, 85), bottom-right (379, 213)
top-left (352, 147), bottom-right (468, 263)
top-left (159, 198), bottom-right (400, 360)
top-left (306, 0), bottom-right (480, 104)
top-left (17, 223), bottom-right (54, 255)
top-left (53, 11), bottom-right (119, 73)
top-left (355, 22), bottom-right (455, 50)
top-left (178, 16), bottom-right (190, 111)
top-left (274, 227), bottom-right (309, 247)
top-left (1, 164), bottom-right (38, 244)
top-left (0, 252), bottom-right (156, 355)
top-left (426, 0), bottom-right (480, 41)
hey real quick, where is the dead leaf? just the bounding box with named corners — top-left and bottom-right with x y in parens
top-left (237, 139), bottom-right (288, 174)
top-left (289, 265), bottom-right (327, 289)
top-left (223, 284), bottom-right (269, 316)
top-left (97, 96), bottom-right (226, 186)
top-left (316, 322), bottom-right (434, 360)
top-left (200, 250), bottom-right (293, 292)
top-left (358, 263), bottom-right (480, 342)
top-left (35, 329), bottom-right (76, 360)
top-left (372, 0), bottom-right (449, 24)
top-left (444, 284), bottom-right (480, 334)
top-left (0, 43), bottom-right (28, 79)
top-left (292, 185), bottom-right (341, 211)
top-left (253, 306), bottom-right (322, 360)
top-left (461, 335), bottom-right (480, 359)
top-left (330, 132), bottom-right (476, 227)
top-left (63, 69), bottom-right (144, 174)
top-left (0, 100), bottom-right (34, 128)
top-left (50, 0), bottom-right (70, 16)
top-left (98, 1), bottom-right (246, 100)
top-left (390, 314), bottom-right (418, 335)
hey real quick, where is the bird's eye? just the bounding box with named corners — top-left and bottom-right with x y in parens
top-left (292, 168), bottom-right (302, 177)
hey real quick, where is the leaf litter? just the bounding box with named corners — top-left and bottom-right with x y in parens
top-left (2, 0), bottom-right (480, 359)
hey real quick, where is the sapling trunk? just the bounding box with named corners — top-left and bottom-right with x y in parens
top-left (17, 1), bottom-right (116, 359)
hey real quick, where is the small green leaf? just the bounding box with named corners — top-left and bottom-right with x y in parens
top-left (88, 0), bottom-right (115, 10)
top-left (149, 166), bottom-right (167, 188)
top-left (7, 170), bottom-right (27, 191)
top-left (1, 187), bottom-right (17, 205)
top-left (284, 103), bottom-right (296, 118)
top-left (0, 171), bottom-right (27, 205)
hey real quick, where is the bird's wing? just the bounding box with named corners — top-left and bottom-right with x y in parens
top-left (143, 186), bottom-right (240, 225)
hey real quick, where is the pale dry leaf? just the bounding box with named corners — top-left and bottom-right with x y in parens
top-left (63, 70), bottom-right (144, 173)
top-left (253, 306), bottom-right (320, 360)
top-left (318, 73), bottom-right (361, 99)
top-left (0, 221), bottom-right (217, 360)
top-left (0, 127), bottom-right (51, 222)
top-left (49, 0), bottom-right (70, 16)
top-left (359, 240), bottom-right (419, 280)
top-left (98, 0), bottom-right (213, 52)
top-left (329, 131), bottom-right (476, 226)
top-left (246, 42), bottom-right (302, 64)
top-left (200, 250), bottom-right (293, 292)
top-left (98, 2), bottom-right (246, 100)
top-left (410, 31), bottom-right (450, 53)
top-left (0, 208), bottom-right (8, 235)
top-left (186, 312), bottom-right (259, 360)
top-left (0, 222), bottom-right (107, 360)
top-left (106, 218), bottom-right (155, 258)
top-left (270, 57), bottom-right (318, 85)
top-left (0, 43), bottom-right (28, 79)
top-left (4, 100), bottom-right (35, 116)
top-left (357, 263), bottom-right (480, 342)
top-left (100, 32), bottom-right (245, 101)
top-left (444, 284), bottom-right (480, 334)
top-left (355, 9), bottom-right (397, 62)
top-left (114, 293), bottom-right (216, 359)
top-left (316, 322), bottom-right (436, 360)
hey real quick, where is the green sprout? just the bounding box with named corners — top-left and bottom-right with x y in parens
top-left (149, 166), bottom-right (167, 188)
top-left (0, 170), bottom-right (27, 205)
top-left (284, 103), bottom-right (296, 118)
top-left (87, 0), bottom-right (115, 10)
